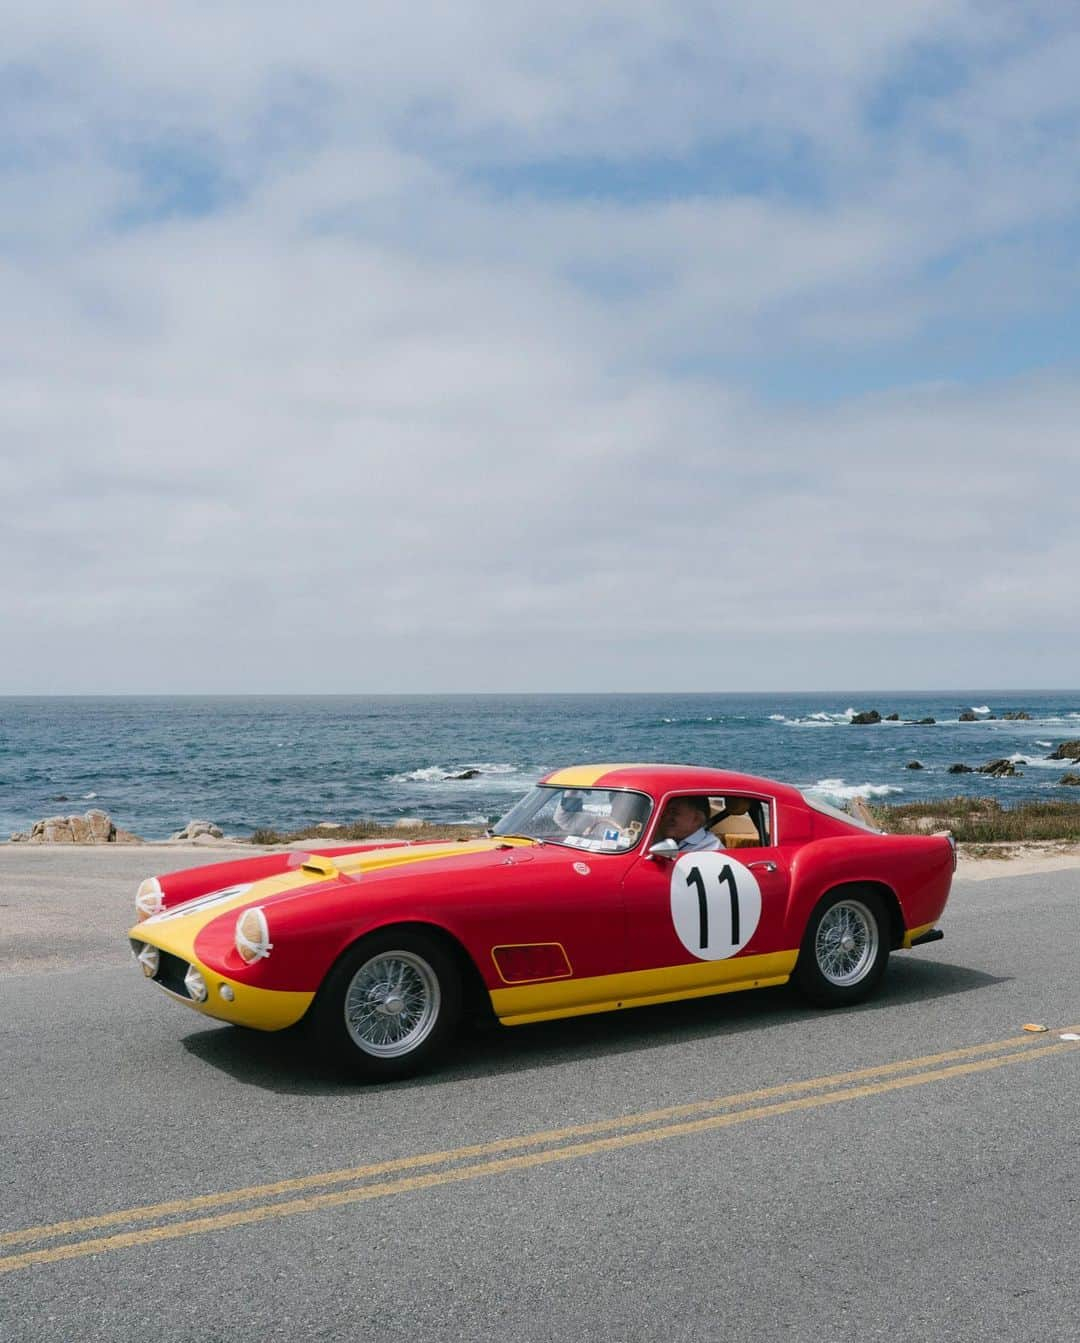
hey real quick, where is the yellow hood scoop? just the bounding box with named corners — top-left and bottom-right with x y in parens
top-left (300, 855), bottom-right (339, 878)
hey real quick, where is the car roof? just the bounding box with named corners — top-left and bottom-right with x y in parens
top-left (541, 763), bottom-right (804, 804)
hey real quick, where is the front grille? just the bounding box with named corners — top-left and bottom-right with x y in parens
top-left (155, 950), bottom-right (192, 998)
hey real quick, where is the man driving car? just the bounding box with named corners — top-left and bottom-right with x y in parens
top-left (655, 795), bottom-right (720, 852)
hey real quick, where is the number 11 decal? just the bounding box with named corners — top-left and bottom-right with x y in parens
top-left (685, 863), bottom-right (739, 948)
top-left (670, 853), bottom-right (763, 960)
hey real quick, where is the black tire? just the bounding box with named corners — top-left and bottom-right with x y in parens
top-left (793, 888), bottom-right (890, 1008)
top-left (311, 928), bottom-right (462, 1080)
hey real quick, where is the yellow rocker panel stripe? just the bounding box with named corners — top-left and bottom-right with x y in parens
top-left (490, 950), bottom-right (798, 1026)
top-left (901, 921), bottom-right (936, 949)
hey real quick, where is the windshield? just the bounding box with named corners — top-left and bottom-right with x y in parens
top-left (493, 785), bottom-right (653, 854)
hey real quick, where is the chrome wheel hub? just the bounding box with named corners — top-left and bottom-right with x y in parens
top-left (815, 899), bottom-right (878, 987)
top-left (344, 951), bottom-right (441, 1058)
top-left (374, 990), bottom-right (406, 1016)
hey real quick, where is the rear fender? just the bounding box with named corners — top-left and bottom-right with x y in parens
top-left (785, 839), bottom-right (914, 948)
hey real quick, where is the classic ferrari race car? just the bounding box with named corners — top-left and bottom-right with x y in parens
top-left (128, 764), bottom-right (954, 1078)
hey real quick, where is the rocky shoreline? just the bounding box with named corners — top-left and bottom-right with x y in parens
top-left (8, 812), bottom-right (232, 846)
top-left (848, 707), bottom-right (1038, 725)
top-left (9, 737), bottom-right (1080, 845)
top-left (7, 812), bottom-right (465, 846)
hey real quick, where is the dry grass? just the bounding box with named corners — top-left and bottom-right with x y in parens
top-left (248, 819), bottom-right (485, 846)
top-left (870, 797), bottom-right (1080, 843)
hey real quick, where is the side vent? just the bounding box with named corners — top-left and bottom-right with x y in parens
top-left (492, 943), bottom-right (573, 984)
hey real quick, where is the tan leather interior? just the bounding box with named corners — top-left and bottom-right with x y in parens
top-left (707, 797), bottom-right (762, 848)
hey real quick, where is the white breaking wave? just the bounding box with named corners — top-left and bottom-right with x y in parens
top-left (970, 705), bottom-right (992, 715)
top-left (771, 708), bottom-right (857, 728)
top-left (1007, 754), bottom-right (1063, 770)
top-left (1037, 741), bottom-right (1053, 747)
top-left (392, 766), bottom-right (448, 783)
top-left (82, 791), bottom-right (97, 799)
top-left (805, 778), bottom-right (904, 802)
top-left (389, 763), bottom-right (528, 787)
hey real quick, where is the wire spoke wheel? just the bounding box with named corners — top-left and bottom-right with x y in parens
top-left (343, 950), bottom-right (441, 1058)
top-left (814, 898), bottom-right (879, 987)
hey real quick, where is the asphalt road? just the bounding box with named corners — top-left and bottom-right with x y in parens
top-left (1, 846), bottom-right (1078, 1342)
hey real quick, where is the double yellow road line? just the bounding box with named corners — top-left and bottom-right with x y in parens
top-left (3, 1026), bottom-right (1078, 1276)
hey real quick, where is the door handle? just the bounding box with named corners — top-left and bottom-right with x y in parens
top-left (748, 860), bottom-right (777, 873)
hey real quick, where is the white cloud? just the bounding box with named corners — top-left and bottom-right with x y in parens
top-left (1, 3), bottom-right (1078, 689)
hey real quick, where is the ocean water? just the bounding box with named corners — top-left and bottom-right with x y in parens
top-left (1, 692), bottom-right (1079, 840)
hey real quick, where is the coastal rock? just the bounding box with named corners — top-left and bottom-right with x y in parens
top-left (21, 809), bottom-right (123, 843)
top-left (905, 761), bottom-right (924, 770)
top-left (68, 815), bottom-right (93, 844)
top-left (36, 816), bottom-right (74, 843)
top-left (1048, 740), bottom-right (1080, 761)
top-left (10, 831), bottom-right (28, 843)
top-left (958, 711), bottom-right (979, 722)
top-left (170, 820), bottom-right (224, 841)
top-left (912, 717), bottom-right (936, 725)
top-left (113, 828), bottom-right (143, 843)
top-left (884, 713), bottom-right (900, 721)
top-left (446, 768), bottom-right (481, 780)
top-left (977, 758), bottom-right (1020, 777)
top-left (1001, 712), bottom-right (1032, 720)
top-left (850, 711), bottom-right (881, 725)
top-left (947, 763), bottom-right (974, 774)
top-left (1060, 773), bottom-right (1080, 786)
top-left (87, 809), bottom-right (114, 842)
top-left (316, 821), bottom-right (343, 831)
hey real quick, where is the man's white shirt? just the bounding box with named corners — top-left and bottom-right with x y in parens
top-left (677, 827), bottom-right (721, 853)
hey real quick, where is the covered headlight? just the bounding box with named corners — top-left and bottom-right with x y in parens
top-left (235, 907), bottom-right (272, 963)
top-left (135, 877), bottom-right (164, 921)
top-left (135, 943), bottom-right (160, 977)
top-left (184, 965), bottom-right (208, 1002)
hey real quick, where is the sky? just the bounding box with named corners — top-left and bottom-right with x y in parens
top-left (2, 2), bottom-right (1079, 693)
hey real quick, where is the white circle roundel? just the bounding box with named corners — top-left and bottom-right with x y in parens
top-left (670, 852), bottom-right (762, 960)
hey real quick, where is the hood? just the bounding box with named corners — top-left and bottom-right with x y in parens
top-left (137, 836), bottom-right (537, 934)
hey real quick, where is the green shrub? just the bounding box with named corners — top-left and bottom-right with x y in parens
top-left (248, 819), bottom-right (484, 845)
top-left (870, 797), bottom-right (1080, 843)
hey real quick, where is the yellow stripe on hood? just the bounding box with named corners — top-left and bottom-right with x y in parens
top-left (133, 837), bottom-right (532, 950)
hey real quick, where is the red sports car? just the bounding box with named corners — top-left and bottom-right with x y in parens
top-left (128, 764), bottom-right (954, 1078)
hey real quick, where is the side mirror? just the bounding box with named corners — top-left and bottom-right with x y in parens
top-left (646, 838), bottom-right (679, 861)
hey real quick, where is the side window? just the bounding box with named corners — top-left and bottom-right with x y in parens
top-left (707, 796), bottom-right (771, 848)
